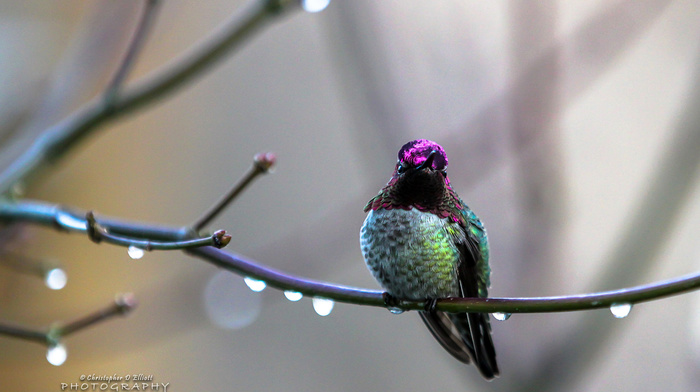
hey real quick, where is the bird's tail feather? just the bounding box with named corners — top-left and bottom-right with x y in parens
top-left (419, 310), bottom-right (499, 380)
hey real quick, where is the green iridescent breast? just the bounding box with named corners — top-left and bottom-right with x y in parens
top-left (360, 208), bottom-right (468, 300)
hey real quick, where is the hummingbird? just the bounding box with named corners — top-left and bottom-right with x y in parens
top-left (360, 139), bottom-right (498, 379)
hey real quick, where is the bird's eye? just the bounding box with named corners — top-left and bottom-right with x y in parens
top-left (441, 170), bottom-right (447, 177)
top-left (397, 163), bottom-right (407, 174)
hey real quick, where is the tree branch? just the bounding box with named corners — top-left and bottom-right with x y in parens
top-left (0, 293), bottom-right (137, 346)
top-left (0, 323), bottom-right (47, 345)
top-left (192, 152), bottom-right (276, 231)
top-left (103, 0), bottom-right (163, 105)
top-left (1, 198), bottom-right (699, 314)
top-left (0, 249), bottom-right (59, 278)
top-left (56, 293), bottom-right (137, 339)
top-left (86, 211), bottom-right (231, 250)
top-left (0, 0), bottom-right (299, 194)
top-left (188, 246), bottom-right (700, 313)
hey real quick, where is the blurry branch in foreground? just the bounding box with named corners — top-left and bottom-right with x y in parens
top-left (0, 294), bottom-right (136, 344)
top-left (102, 0), bottom-right (163, 106)
top-left (0, 0), bottom-right (300, 194)
top-left (515, 51), bottom-right (700, 392)
top-left (0, 294), bottom-right (136, 365)
top-left (0, 0), bottom-right (302, 362)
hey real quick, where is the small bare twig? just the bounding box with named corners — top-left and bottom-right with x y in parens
top-left (103, 0), bottom-right (163, 105)
top-left (192, 152), bottom-right (276, 231)
top-left (86, 211), bottom-right (231, 250)
top-left (0, 323), bottom-right (47, 344)
top-left (0, 293), bottom-right (137, 346)
top-left (57, 293), bottom-right (137, 338)
top-left (0, 250), bottom-right (61, 279)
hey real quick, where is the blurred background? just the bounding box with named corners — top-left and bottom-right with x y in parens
top-left (1, 0), bottom-right (700, 391)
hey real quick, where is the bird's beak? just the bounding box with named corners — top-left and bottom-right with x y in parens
top-left (416, 150), bottom-right (437, 171)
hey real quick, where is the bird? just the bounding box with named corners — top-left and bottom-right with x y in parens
top-left (359, 139), bottom-right (498, 379)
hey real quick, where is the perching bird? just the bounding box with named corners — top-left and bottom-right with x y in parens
top-left (360, 139), bottom-right (498, 379)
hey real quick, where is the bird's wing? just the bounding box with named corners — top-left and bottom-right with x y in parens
top-left (418, 310), bottom-right (474, 364)
top-left (419, 206), bottom-right (499, 379)
top-left (454, 225), bottom-right (499, 379)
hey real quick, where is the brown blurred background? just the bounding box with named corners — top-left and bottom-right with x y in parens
top-left (1, 1), bottom-right (700, 391)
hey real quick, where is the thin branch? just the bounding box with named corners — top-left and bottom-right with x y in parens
top-left (192, 152), bottom-right (276, 231)
top-left (0, 250), bottom-right (59, 278)
top-left (86, 211), bottom-right (231, 250)
top-left (187, 246), bottom-right (700, 313)
top-left (57, 293), bottom-right (137, 338)
top-left (103, 0), bottom-right (163, 105)
top-left (0, 293), bottom-right (137, 346)
top-left (1, 198), bottom-right (699, 314)
top-left (0, 0), bottom-right (300, 194)
top-left (0, 323), bottom-right (47, 344)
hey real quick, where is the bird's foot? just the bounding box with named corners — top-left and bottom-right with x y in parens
top-left (382, 292), bottom-right (407, 314)
top-left (382, 292), bottom-right (400, 308)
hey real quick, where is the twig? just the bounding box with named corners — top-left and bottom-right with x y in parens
top-left (0, 250), bottom-right (59, 277)
top-left (0, 293), bottom-right (137, 346)
top-left (0, 323), bottom-right (47, 344)
top-left (86, 211), bottom-right (231, 250)
top-left (1, 199), bottom-right (699, 314)
top-left (103, 0), bottom-right (163, 105)
top-left (0, 0), bottom-right (299, 194)
top-left (192, 152), bottom-right (276, 231)
top-left (58, 293), bottom-right (137, 338)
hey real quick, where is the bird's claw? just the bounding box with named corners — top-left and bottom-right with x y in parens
top-left (382, 292), bottom-right (401, 308)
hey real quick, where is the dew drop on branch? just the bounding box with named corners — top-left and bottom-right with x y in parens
top-left (127, 246), bottom-right (145, 260)
top-left (610, 303), bottom-right (632, 318)
top-left (47, 343), bottom-right (67, 366)
top-left (11, 181), bottom-right (25, 197)
top-left (388, 307), bottom-right (404, 315)
top-left (204, 271), bottom-right (261, 330)
top-left (284, 291), bottom-right (303, 302)
top-left (492, 312), bottom-right (511, 321)
top-left (45, 268), bottom-right (67, 290)
top-left (312, 298), bottom-right (334, 316)
top-left (302, 0), bottom-right (330, 13)
top-left (244, 277), bottom-right (267, 292)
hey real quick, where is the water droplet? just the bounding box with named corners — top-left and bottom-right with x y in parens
top-left (610, 303), bottom-right (632, 318)
top-left (244, 277), bottom-right (266, 292)
top-left (284, 291), bottom-right (303, 302)
top-left (492, 312), bottom-right (512, 321)
top-left (302, 0), bottom-right (331, 13)
top-left (46, 343), bottom-right (67, 366)
top-left (55, 211), bottom-right (87, 231)
top-left (388, 307), bottom-right (404, 315)
top-left (11, 181), bottom-right (25, 197)
top-left (45, 268), bottom-right (67, 290)
top-left (312, 297), bottom-right (334, 316)
top-left (204, 271), bottom-right (261, 330)
top-left (127, 246), bottom-right (145, 260)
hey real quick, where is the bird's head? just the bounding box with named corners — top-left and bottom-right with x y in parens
top-left (388, 139), bottom-right (451, 206)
